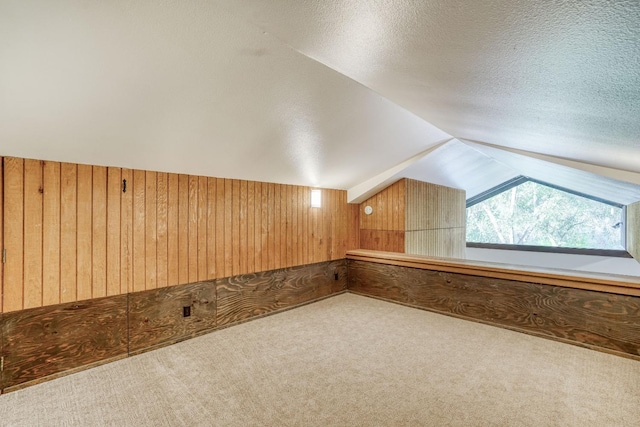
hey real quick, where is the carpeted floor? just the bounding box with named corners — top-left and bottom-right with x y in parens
top-left (1, 293), bottom-right (639, 426)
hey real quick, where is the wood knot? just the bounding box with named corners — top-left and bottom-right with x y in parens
top-left (38, 187), bottom-right (44, 194)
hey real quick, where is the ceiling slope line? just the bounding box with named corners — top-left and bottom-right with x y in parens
top-left (222, 10), bottom-right (451, 136)
top-left (460, 139), bottom-right (640, 186)
top-left (347, 137), bottom-right (455, 203)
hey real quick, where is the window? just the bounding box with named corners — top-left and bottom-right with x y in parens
top-left (466, 178), bottom-right (627, 254)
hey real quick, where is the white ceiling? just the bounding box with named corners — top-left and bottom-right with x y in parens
top-left (1, 0), bottom-right (639, 197)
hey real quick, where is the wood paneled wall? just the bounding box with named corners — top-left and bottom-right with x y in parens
top-left (628, 202), bottom-right (640, 263)
top-left (405, 179), bottom-right (466, 258)
top-left (1, 156), bottom-right (359, 312)
top-left (359, 179), bottom-right (405, 252)
top-left (348, 258), bottom-right (640, 359)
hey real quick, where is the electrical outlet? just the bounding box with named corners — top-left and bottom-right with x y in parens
top-left (183, 306), bottom-right (191, 317)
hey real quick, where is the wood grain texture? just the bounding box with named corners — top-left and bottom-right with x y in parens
top-left (207, 177), bottom-right (216, 279)
top-left (60, 163), bottom-right (77, 303)
top-left (120, 169), bottom-right (133, 294)
top-left (145, 171), bottom-right (157, 290)
top-left (92, 166), bottom-right (107, 298)
top-left (348, 259), bottom-right (640, 357)
top-left (216, 260), bottom-right (347, 327)
top-left (188, 175), bottom-right (198, 283)
top-left (197, 176), bottom-right (208, 281)
top-left (167, 173), bottom-right (180, 286)
top-left (24, 159), bottom-right (43, 309)
top-left (132, 170), bottom-right (146, 293)
top-left (156, 172), bottom-right (168, 289)
top-left (628, 201), bottom-right (640, 263)
top-left (2, 155), bottom-right (357, 311)
top-left (128, 281), bottom-right (216, 353)
top-left (4, 157), bottom-right (24, 312)
top-left (359, 179), bottom-right (405, 231)
top-left (405, 228), bottom-right (466, 258)
top-left (405, 179), bottom-right (466, 231)
top-left (1, 295), bottom-right (128, 390)
top-left (42, 161), bottom-right (61, 306)
top-left (106, 167), bottom-right (121, 297)
top-left (358, 180), bottom-right (405, 253)
top-left (178, 174), bottom-right (189, 285)
top-left (360, 229), bottom-right (405, 253)
top-left (77, 165), bottom-right (93, 301)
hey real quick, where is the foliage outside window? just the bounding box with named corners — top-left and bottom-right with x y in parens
top-left (466, 180), bottom-right (624, 251)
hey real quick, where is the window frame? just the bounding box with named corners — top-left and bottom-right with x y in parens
top-left (465, 177), bottom-right (631, 258)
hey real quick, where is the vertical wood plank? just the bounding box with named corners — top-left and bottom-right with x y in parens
top-left (197, 176), bottom-right (208, 281)
top-left (301, 187), bottom-right (309, 265)
top-left (239, 180), bottom-right (248, 275)
top-left (76, 165), bottom-right (93, 301)
top-left (92, 166), bottom-right (107, 299)
top-left (145, 171), bottom-right (157, 290)
top-left (224, 179), bottom-right (233, 277)
top-left (273, 184), bottom-right (281, 269)
top-left (60, 163), bottom-right (77, 303)
top-left (42, 161), bottom-right (61, 306)
top-left (4, 158), bottom-right (24, 312)
top-left (253, 181), bottom-right (262, 272)
top-left (247, 181), bottom-right (255, 274)
top-left (260, 182), bottom-right (269, 272)
top-left (231, 180), bottom-right (241, 276)
top-left (282, 185), bottom-right (290, 267)
top-left (178, 174), bottom-right (189, 284)
top-left (157, 172), bottom-right (168, 289)
top-left (267, 183), bottom-right (276, 271)
top-left (132, 169), bottom-right (146, 293)
top-left (121, 169), bottom-right (133, 294)
top-left (106, 167), bottom-right (121, 297)
top-left (188, 175), bottom-right (198, 283)
top-left (167, 173), bottom-right (179, 286)
top-left (207, 177), bottom-right (216, 279)
top-left (215, 178), bottom-right (226, 279)
top-left (24, 159), bottom-right (43, 309)
top-left (291, 185), bottom-right (298, 267)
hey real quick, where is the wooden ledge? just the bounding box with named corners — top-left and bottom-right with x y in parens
top-left (346, 250), bottom-right (640, 297)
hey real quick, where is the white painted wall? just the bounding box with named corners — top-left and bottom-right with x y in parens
top-left (466, 247), bottom-right (640, 278)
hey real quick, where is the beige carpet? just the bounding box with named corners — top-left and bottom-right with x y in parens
top-left (1, 293), bottom-right (639, 426)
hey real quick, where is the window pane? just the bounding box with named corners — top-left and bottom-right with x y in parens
top-left (466, 181), bottom-right (624, 250)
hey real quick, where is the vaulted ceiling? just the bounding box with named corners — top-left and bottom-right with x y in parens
top-left (2, 0), bottom-right (639, 201)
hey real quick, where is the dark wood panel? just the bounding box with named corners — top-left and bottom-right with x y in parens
top-left (348, 260), bottom-right (640, 357)
top-left (216, 260), bottom-right (347, 327)
top-left (359, 229), bottom-right (405, 253)
top-left (1, 296), bottom-right (128, 390)
top-left (128, 281), bottom-right (217, 353)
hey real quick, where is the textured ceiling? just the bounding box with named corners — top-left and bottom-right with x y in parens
top-left (221, 0), bottom-right (640, 174)
top-left (1, 0), bottom-right (639, 194)
top-left (0, 0), bottom-right (448, 188)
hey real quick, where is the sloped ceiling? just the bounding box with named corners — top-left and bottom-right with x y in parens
top-left (1, 0), bottom-right (639, 196)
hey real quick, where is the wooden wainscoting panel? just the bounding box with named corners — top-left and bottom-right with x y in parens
top-left (128, 281), bottom-right (217, 353)
top-left (347, 259), bottom-right (640, 358)
top-left (216, 260), bottom-right (347, 327)
top-left (1, 295), bottom-right (128, 391)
